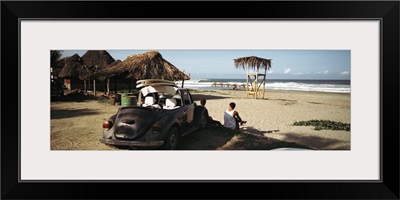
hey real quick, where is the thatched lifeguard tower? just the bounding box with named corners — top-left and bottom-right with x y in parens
top-left (234, 56), bottom-right (272, 99)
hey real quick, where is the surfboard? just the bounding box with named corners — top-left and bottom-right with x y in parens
top-left (136, 82), bottom-right (177, 88)
top-left (136, 79), bottom-right (175, 85)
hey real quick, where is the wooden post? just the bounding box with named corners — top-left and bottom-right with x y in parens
top-left (263, 68), bottom-right (267, 99)
top-left (94, 79), bottom-right (97, 96)
top-left (254, 74), bottom-right (258, 99)
top-left (107, 78), bottom-right (110, 95)
top-left (262, 74), bottom-right (266, 99)
top-left (181, 71), bottom-right (185, 88)
top-left (84, 80), bottom-right (87, 93)
top-left (246, 74), bottom-right (249, 98)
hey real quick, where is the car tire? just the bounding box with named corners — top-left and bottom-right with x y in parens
top-left (163, 126), bottom-right (180, 150)
top-left (200, 110), bottom-right (208, 128)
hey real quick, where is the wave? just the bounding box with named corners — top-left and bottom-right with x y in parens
top-left (175, 79), bottom-right (350, 93)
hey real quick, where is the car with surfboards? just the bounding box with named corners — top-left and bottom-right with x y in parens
top-left (99, 79), bottom-right (209, 150)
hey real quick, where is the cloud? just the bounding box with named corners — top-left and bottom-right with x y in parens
top-left (293, 72), bottom-right (303, 75)
top-left (284, 67), bottom-right (291, 74)
top-left (317, 70), bottom-right (329, 75)
top-left (341, 71), bottom-right (350, 75)
top-left (268, 70), bottom-right (273, 74)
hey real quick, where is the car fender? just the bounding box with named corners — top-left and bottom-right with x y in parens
top-left (101, 114), bottom-right (117, 139)
top-left (141, 113), bottom-right (181, 141)
top-left (158, 113), bottom-right (181, 134)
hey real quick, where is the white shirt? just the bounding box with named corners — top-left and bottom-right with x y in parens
top-left (224, 109), bottom-right (236, 129)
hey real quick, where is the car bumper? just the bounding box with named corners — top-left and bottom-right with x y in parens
top-left (99, 138), bottom-right (164, 148)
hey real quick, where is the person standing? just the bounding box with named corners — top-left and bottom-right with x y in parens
top-left (224, 102), bottom-right (246, 130)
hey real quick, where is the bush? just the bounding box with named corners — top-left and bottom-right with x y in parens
top-left (293, 120), bottom-right (350, 131)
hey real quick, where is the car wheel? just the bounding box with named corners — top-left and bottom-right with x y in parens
top-left (200, 110), bottom-right (208, 128)
top-left (164, 126), bottom-right (180, 150)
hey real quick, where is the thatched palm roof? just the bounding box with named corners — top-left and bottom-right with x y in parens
top-left (96, 59), bottom-right (121, 81)
top-left (81, 50), bottom-right (115, 70)
top-left (80, 50), bottom-right (116, 80)
top-left (234, 56), bottom-right (272, 72)
top-left (92, 51), bottom-right (190, 81)
top-left (56, 54), bottom-right (91, 80)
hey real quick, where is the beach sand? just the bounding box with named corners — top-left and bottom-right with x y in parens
top-left (50, 89), bottom-right (350, 150)
top-left (190, 89), bottom-right (350, 150)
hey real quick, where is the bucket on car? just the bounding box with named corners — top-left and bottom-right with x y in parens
top-left (119, 93), bottom-right (137, 107)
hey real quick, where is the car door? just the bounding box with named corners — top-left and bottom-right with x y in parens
top-left (180, 90), bottom-right (195, 134)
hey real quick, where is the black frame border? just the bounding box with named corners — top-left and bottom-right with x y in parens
top-left (2, 1), bottom-right (399, 199)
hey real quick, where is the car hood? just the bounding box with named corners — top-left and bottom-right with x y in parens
top-left (113, 107), bottom-right (168, 140)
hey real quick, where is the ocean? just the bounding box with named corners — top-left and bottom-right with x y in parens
top-left (176, 79), bottom-right (350, 93)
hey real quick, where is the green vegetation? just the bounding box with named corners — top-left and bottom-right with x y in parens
top-left (293, 120), bottom-right (350, 131)
top-left (97, 96), bottom-right (110, 103)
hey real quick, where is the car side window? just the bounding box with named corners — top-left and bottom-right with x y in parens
top-left (182, 90), bottom-right (192, 105)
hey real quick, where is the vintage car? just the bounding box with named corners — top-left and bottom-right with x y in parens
top-left (99, 79), bottom-right (209, 150)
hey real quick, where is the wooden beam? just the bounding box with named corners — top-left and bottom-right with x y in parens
top-left (263, 73), bottom-right (266, 99)
top-left (84, 80), bottom-right (87, 93)
top-left (93, 79), bottom-right (96, 96)
top-left (107, 78), bottom-right (110, 95)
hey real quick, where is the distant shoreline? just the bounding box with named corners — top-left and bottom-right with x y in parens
top-left (190, 88), bottom-right (351, 96)
top-left (177, 78), bottom-right (350, 94)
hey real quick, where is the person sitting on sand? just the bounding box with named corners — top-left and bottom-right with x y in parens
top-left (224, 102), bottom-right (246, 130)
top-left (200, 98), bottom-right (206, 107)
top-left (200, 98), bottom-right (222, 126)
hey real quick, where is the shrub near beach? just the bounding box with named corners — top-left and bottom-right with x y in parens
top-left (293, 120), bottom-right (350, 131)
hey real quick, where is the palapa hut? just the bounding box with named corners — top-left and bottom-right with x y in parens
top-left (234, 56), bottom-right (272, 99)
top-left (92, 51), bottom-right (190, 92)
top-left (56, 54), bottom-right (91, 91)
top-left (50, 50), bottom-right (63, 80)
top-left (81, 50), bottom-right (115, 95)
top-left (99, 59), bottom-right (121, 94)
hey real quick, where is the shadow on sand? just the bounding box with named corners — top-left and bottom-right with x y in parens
top-left (280, 132), bottom-right (350, 150)
top-left (191, 93), bottom-right (230, 101)
top-left (177, 125), bottom-right (311, 150)
top-left (51, 93), bottom-right (109, 103)
top-left (178, 126), bottom-right (236, 150)
top-left (51, 108), bottom-right (101, 119)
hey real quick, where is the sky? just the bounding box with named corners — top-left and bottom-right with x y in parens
top-left (61, 50), bottom-right (351, 80)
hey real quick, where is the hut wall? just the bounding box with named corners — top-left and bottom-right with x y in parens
top-left (63, 79), bottom-right (71, 90)
top-left (62, 78), bottom-right (138, 92)
top-left (61, 77), bottom-right (87, 91)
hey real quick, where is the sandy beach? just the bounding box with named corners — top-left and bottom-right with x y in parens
top-left (191, 89), bottom-right (350, 150)
top-left (51, 89), bottom-right (350, 150)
